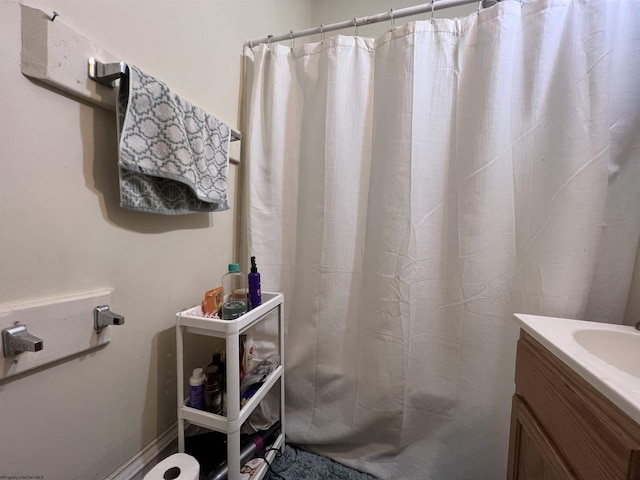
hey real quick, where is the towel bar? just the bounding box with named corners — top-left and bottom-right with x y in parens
top-left (88, 57), bottom-right (242, 142)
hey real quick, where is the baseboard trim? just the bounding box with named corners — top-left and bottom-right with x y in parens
top-left (105, 423), bottom-right (178, 480)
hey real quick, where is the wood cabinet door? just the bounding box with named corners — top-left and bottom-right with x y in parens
top-left (507, 395), bottom-right (577, 480)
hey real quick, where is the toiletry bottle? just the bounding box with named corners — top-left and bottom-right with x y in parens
top-left (210, 352), bottom-right (225, 391)
top-left (189, 368), bottom-right (205, 410)
top-left (204, 363), bottom-right (222, 414)
top-left (222, 263), bottom-right (247, 320)
top-left (243, 332), bottom-right (255, 374)
top-left (209, 352), bottom-right (226, 414)
top-left (248, 256), bottom-right (262, 310)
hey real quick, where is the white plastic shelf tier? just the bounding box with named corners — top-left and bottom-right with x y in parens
top-left (178, 292), bottom-right (283, 338)
top-left (175, 292), bottom-right (285, 480)
top-left (180, 364), bottom-right (283, 432)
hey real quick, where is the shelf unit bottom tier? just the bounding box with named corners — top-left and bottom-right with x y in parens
top-left (247, 433), bottom-right (285, 480)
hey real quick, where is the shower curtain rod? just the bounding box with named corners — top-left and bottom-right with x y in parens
top-left (245, 0), bottom-right (500, 47)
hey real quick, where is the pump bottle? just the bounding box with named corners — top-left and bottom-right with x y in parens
top-left (248, 256), bottom-right (262, 309)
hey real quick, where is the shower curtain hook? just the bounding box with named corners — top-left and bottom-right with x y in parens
top-left (290, 30), bottom-right (295, 48)
top-left (389, 9), bottom-right (395, 30)
top-left (431, 0), bottom-right (436, 20)
top-left (267, 34), bottom-right (273, 50)
top-left (353, 17), bottom-right (359, 37)
top-left (320, 23), bottom-right (325, 43)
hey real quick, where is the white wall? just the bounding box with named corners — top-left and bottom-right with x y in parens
top-left (0, 1), bottom-right (309, 478)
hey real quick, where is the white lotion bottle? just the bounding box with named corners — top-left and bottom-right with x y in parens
top-left (189, 368), bottom-right (205, 410)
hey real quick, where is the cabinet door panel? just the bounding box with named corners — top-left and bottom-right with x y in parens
top-left (508, 394), bottom-right (577, 480)
top-left (516, 333), bottom-right (640, 480)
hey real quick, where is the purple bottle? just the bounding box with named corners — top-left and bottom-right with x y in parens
top-left (248, 256), bottom-right (262, 309)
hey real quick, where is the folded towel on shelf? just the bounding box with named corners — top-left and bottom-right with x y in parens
top-left (116, 64), bottom-right (230, 214)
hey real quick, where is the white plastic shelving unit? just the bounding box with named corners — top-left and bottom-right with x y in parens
top-left (176, 292), bottom-right (285, 480)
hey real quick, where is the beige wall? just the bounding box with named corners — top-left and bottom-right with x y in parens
top-left (0, 1), bottom-right (309, 478)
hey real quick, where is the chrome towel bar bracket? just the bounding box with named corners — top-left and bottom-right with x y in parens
top-left (2, 325), bottom-right (44, 357)
top-left (88, 57), bottom-right (128, 88)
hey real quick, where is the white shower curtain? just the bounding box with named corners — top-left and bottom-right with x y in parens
top-left (241, 0), bottom-right (640, 478)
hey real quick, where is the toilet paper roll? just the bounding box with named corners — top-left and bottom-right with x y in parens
top-left (143, 453), bottom-right (199, 480)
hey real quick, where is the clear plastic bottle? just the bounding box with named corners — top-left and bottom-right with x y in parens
top-left (222, 263), bottom-right (248, 320)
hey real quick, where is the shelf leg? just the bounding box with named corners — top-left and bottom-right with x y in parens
top-left (176, 324), bottom-right (185, 453)
top-left (226, 332), bottom-right (241, 479)
top-left (279, 302), bottom-right (286, 446)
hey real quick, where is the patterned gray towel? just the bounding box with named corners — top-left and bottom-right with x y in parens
top-left (116, 65), bottom-right (230, 214)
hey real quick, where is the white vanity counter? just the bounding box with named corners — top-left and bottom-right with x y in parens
top-left (514, 314), bottom-right (640, 426)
